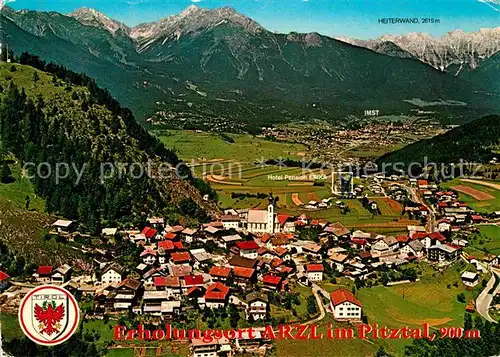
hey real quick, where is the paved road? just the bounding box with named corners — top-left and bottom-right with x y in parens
top-left (476, 268), bottom-right (500, 323)
top-left (404, 184), bottom-right (436, 232)
top-left (305, 286), bottom-right (327, 325)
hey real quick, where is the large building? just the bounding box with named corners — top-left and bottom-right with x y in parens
top-left (247, 198), bottom-right (280, 234)
top-left (330, 289), bottom-right (362, 321)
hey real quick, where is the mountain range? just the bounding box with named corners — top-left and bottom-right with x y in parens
top-left (337, 28), bottom-right (500, 75)
top-left (1, 5), bottom-right (498, 132)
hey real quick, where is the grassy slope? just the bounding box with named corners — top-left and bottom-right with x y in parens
top-left (0, 63), bottom-right (91, 265)
top-left (358, 262), bottom-right (485, 355)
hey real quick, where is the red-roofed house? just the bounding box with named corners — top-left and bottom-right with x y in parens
top-left (260, 233), bottom-right (271, 244)
top-left (397, 235), bottom-right (409, 245)
top-left (305, 264), bottom-right (324, 282)
top-left (171, 252), bottom-right (191, 265)
top-left (209, 266), bottom-right (232, 282)
top-left (235, 240), bottom-right (259, 259)
top-left (158, 240), bottom-right (175, 251)
top-left (330, 289), bottom-right (362, 321)
top-left (276, 213), bottom-right (296, 233)
top-left (141, 227), bottom-right (158, 240)
top-left (35, 266), bottom-right (53, 283)
top-left (471, 215), bottom-right (488, 224)
top-left (154, 276), bottom-right (182, 296)
top-left (262, 274), bottom-right (282, 291)
top-left (184, 275), bottom-right (205, 288)
top-left (417, 180), bottom-right (428, 189)
top-left (163, 232), bottom-right (178, 241)
top-left (204, 282), bottom-right (230, 309)
top-left (350, 238), bottom-right (369, 249)
top-left (423, 232), bottom-right (446, 248)
top-left (0, 270), bottom-right (9, 290)
top-left (233, 267), bottom-right (256, 285)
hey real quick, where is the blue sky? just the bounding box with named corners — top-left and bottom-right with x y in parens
top-left (8, 0), bottom-right (500, 39)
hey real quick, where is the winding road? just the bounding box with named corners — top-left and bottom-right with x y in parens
top-left (476, 268), bottom-right (500, 323)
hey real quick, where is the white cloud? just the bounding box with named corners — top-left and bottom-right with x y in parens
top-left (478, 0), bottom-right (500, 11)
top-left (191, 0), bottom-right (202, 3)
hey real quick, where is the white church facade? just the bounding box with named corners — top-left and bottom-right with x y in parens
top-left (247, 203), bottom-right (280, 234)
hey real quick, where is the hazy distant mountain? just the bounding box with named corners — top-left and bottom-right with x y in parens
top-left (338, 28), bottom-right (500, 75)
top-left (2, 5), bottom-right (499, 131)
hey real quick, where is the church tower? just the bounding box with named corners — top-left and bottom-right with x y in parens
top-left (267, 193), bottom-right (275, 233)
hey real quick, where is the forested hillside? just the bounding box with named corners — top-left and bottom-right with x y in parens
top-left (0, 54), bottom-right (215, 233)
top-left (377, 114), bottom-right (500, 169)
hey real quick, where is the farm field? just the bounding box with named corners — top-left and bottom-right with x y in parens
top-left (159, 131), bottom-right (421, 228)
top-left (358, 262), bottom-right (485, 355)
top-left (157, 130), bottom-right (307, 162)
top-left (440, 178), bottom-right (500, 213)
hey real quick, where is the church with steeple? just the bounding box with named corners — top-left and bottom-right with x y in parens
top-left (246, 194), bottom-right (280, 234)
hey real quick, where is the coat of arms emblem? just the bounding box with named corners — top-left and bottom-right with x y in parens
top-left (19, 285), bottom-right (80, 346)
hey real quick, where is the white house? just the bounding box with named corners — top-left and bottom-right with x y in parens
top-left (235, 241), bottom-right (259, 259)
top-left (330, 289), bottom-right (362, 321)
top-left (401, 240), bottom-right (424, 258)
top-left (461, 272), bottom-right (479, 287)
top-left (101, 263), bottom-right (126, 284)
top-left (51, 264), bottom-right (72, 284)
top-left (191, 337), bottom-right (231, 357)
top-left (305, 264), bottom-right (324, 282)
top-left (220, 215), bottom-right (241, 230)
top-left (140, 249), bottom-right (157, 265)
top-left (246, 292), bottom-right (268, 321)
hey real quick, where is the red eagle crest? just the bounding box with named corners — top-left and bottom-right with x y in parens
top-left (34, 301), bottom-right (65, 336)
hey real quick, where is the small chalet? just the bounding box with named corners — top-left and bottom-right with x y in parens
top-left (141, 227), bottom-right (159, 241)
top-left (51, 264), bottom-right (72, 284)
top-left (461, 272), bottom-right (480, 288)
top-left (401, 240), bottom-right (424, 258)
top-left (262, 274), bottom-right (282, 291)
top-left (325, 222), bottom-right (350, 239)
top-left (221, 215), bottom-right (241, 230)
top-left (181, 228), bottom-right (199, 243)
top-left (140, 249), bottom-right (157, 265)
top-left (233, 267), bottom-right (256, 285)
top-left (246, 292), bottom-right (269, 321)
top-left (228, 255), bottom-right (258, 269)
top-left (101, 263), bottom-right (126, 284)
top-left (52, 219), bottom-right (76, 233)
top-left (107, 278), bottom-right (142, 311)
